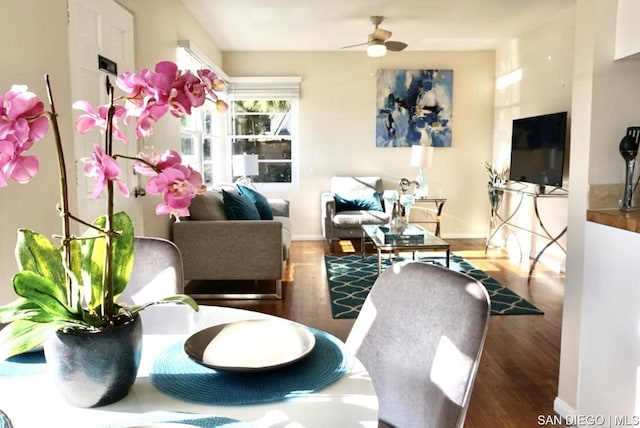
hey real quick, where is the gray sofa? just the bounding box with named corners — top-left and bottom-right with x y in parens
top-left (172, 188), bottom-right (291, 299)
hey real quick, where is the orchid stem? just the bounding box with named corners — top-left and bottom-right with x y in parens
top-left (102, 85), bottom-right (116, 323)
top-left (44, 74), bottom-right (73, 308)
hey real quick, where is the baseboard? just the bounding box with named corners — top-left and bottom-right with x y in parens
top-left (554, 397), bottom-right (577, 425)
top-left (292, 233), bottom-right (487, 241)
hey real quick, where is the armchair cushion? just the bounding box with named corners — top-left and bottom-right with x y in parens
top-left (222, 190), bottom-right (260, 220)
top-left (237, 184), bottom-right (274, 220)
top-left (335, 191), bottom-right (383, 212)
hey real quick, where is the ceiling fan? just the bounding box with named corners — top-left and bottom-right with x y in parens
top-left (341, 16), bottom-right (408, 57)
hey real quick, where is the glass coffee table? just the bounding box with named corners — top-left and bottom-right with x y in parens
top-left (362, 224), bottom-right (451, 274)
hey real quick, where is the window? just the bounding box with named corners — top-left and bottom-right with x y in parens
top-left (228, 77), bottom-right (300, 189)
top-left (177, 42), bottom-right (227, 189)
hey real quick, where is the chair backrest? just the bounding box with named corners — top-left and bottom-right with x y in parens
top-left (118, 236), bottom-right (184, 305)
top-left (345, 261), bottom-right (490, 428)
top-left (330, 176), bottom-right (383, 195)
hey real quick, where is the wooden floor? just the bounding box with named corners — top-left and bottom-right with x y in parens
top-left (194, 238), bottom-right (564, 427)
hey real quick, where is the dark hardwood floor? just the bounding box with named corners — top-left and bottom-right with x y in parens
top-left (193, 238), bottom-right (564, 427)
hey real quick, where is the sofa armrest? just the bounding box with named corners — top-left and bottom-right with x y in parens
top-left (321, 192), bottom-right (336, 219)
top-left (172, 220), bottom-right (283, 281)
top-left (268, 198), bottom-right (290, 217)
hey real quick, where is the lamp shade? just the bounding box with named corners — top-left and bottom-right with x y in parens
top-left (410, 145), bottom-right (434, 168)
top-left (367, 41), bottom-right (387, 57)
top-left (232, 154), bottom-right (259, 177)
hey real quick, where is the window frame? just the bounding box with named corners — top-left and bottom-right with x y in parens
top-left (227, 77), bottom-right (301, 191)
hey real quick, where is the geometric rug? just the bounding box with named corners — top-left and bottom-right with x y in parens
top-left (325, 254), bottom-right (544, 319)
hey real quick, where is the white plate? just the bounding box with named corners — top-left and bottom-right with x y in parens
top-left (184, 319), bottom-right (316, 372)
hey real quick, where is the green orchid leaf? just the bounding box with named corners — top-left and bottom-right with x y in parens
top-left (80, 212), bottom-right (134, 312)
top-left (14, 229), bottom-right (66, 290)
top-left (13, 271), bottom-right (78, 321)
top-left (0, 297), bottom-right (58, 324)
top-left (0, 319), bottom-right (66, 359)
top-left (123, 294), bottom-right (200, 315)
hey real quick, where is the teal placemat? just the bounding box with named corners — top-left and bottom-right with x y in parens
top-left (150, 328), bottom-right (348, 405)
top-left (0, 350), bottom-right (47, 378)
top-left (99, 411), bottom-right (251, 427)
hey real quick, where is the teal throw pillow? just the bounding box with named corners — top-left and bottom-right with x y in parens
top-left (236, 184), bottom-right (274, 220)
top-left (222, 190), bottom-right (260, 220)
top-left (334, 191), bottom-right (383, 212)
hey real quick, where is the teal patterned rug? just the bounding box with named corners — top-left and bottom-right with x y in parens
top-left (325, 254), bottom-right (543, 319)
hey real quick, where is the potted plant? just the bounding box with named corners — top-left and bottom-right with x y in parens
top-left (484, 161), bottom-right (509, 221)
top-left (0, 61), bottom-right (227, 407)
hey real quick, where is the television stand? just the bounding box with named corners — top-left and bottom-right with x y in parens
top-left (486, 185), bottom-right (568, 280)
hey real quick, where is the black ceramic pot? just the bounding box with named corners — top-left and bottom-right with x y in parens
top-left (44, 314), bottom-right (143, 408)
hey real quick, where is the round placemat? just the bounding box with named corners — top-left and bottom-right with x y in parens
top-left (99, 411), bottom-right (251, 427)
top-left (0, 350), bottom-right (46, 378)
top-left (150, 328), bottom-right (348, 405)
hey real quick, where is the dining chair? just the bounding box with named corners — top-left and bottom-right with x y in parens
top-left (345, 261), bottom-right (491, 428)
top-left (119, 236), bottom-right (185, 305)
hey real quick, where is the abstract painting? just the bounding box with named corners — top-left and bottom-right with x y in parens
top-left (376, 69), bottom-right (453, 147)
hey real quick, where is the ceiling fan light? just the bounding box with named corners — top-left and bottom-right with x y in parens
top-left (367, 42), bottom-right (387, 57)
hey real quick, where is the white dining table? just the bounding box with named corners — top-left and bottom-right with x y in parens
top-left (0, 304), bottom-right (378, 427)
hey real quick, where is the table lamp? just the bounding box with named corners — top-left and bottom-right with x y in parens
top-left (232, 153), bottom-right (259, 182)
top-left (410, 144), bottom-right (434, 198)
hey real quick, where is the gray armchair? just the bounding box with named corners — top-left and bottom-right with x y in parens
top-left (321, 176), bottom-right (390, 248)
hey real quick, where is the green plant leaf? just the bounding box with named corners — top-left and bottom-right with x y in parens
top-left (14, 229), bottom-right (66, 290)
top-left (13, 271), bottom-right (78, 321)
top-left (123, 294), bottom-right (200, 314)
top-left (80, 212), bottom-right (134, 312)
top-left (0, 319), bottom-right (65, 359)
top-left (0, 297), bottom-right (58, 324)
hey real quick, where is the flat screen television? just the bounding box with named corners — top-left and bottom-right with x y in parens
top-left (509, 111), bottom-right (568, 187)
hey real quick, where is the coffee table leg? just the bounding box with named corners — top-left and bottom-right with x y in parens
top-left (446, 248), bottom-right (450, 267)
top-left (377, 248), bottom-right (382, 275)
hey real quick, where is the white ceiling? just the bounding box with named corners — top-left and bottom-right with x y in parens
top-left (181, 0), bottom-right (575, 52)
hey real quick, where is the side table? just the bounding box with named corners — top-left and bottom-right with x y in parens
top-left (409, 197), bottom-right (446, 237)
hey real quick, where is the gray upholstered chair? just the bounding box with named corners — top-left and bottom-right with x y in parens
top-left (118, 236), bottom-right (184, 305)
top-left (345, 261), bottom-right (491, 428)
top-left (321, 176), bottom-right (390, 248)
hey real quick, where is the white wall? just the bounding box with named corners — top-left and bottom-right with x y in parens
top-left (558, 0), bottom-right (640, 421)
top-left (580, 222), bottom-right (640, 420)
top-left (0, 0), bottom-right (74, 306)
top-left (493, 7), bottom-right (575, 272)
top-left (222, 51), bottom-right (496, 240)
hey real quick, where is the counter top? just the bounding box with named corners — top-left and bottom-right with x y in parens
top-left (586, 208), bottom-right (640, 233)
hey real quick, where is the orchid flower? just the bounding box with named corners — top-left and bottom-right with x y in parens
top-left (145, 163), bottom-right (205, 219)
top-left (82, 144), bottom-right (129, 198)
top-left (73, 101), bottom-right (129, 144)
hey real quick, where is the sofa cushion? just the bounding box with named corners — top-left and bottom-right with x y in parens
top-left (335, 191), bottom-right (384, 212)
top-left (222, 189), bottom-right (261, 220)
top-left (189, 191), bottom-right (227, 220)
top-left (237, 184), bottom-right (274, 220)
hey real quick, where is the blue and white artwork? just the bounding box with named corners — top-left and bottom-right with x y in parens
top-left (376, 69), bottom-right (453, 147)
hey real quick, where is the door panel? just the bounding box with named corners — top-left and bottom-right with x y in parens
top-left (68, 0), bottom-right (140, 231)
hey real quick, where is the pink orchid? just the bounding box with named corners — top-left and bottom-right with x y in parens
top-left (82, 144), bottom-right (129, 198)
top-left (145, 164), bottom-right (204, 219)
top-left (73, 101), bottom-right (129, 144)
top-left (0, 86), bottom-right (49, 185)
top-left (131, 102), bottom-right (169, 139)
top-left (133, 149), bottom-right (182, 176)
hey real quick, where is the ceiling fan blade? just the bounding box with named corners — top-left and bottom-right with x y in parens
top-left (385, 41), bottom-right (408, 52)
top-left (340, 42), bottom-right (368, 49)
top-left (372, 28), bottom-right (392, 41)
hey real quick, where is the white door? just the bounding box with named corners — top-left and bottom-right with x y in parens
top-left (67, 0), bottom-right (141, 232)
